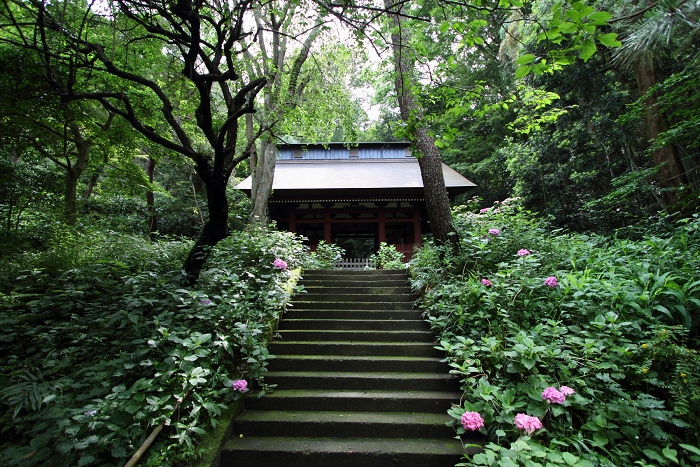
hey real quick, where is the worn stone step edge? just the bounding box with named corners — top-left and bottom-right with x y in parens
top-left (269, 342), bottom-right (442, 356)
top-left (244, 389), bottom-right (461, 413)
top-left (222, 435), bottom-right (465, 456)
top-left (283, 311), bottom-right (422, 320)
top-left (234, 410), bottom-right (452, 426)
top-left (302, 283), bottom-right (415, 295)
top-left (276, 330), bottom-right (434, 342)
top-left (288, 302), bottom-right (416, 310)
top-left (264, 373), bottom-right (458, 391)
top-left (278, 322), bottom-right (428, 332)
top-left (293, 295), bottom-right (416, 303)
top-left (300, 281), bottom-right (410, 288)
top-left (266, 354), bottom-right (447, 372)
top-left (302, 269), bottom-right (408, 276)
top-left (264, 371), bottom-right (455, 381)
top-left (231, 410), bottom-right (456, 438)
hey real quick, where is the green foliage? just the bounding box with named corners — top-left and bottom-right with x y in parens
top-left (302, 241), bottom-right (345, 269)
top-left (370, 242), bottom-right (407, 270)
top-left (0, 226), bottom-right (305, 466)
top-left (518, 0), bottom-right (621, 77)
top-left (411, 204), bottom-right (700, 466)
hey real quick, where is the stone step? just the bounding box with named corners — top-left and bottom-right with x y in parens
top-left (301, 279), bottom-right (410, 288)
top-left (283, 309), bottom-right (421, 320)
top-left (301, 269), bottom-right (409, 278)
top-left (276, 329), bottom-right (434, 342)
top-left (266, 355), bottom-right (450, 373)
top-left (269, 341), bottom-right (444, 357)
top-left (300, 286), bottom-right (414, 295)
top-left (279, 319), bottom-right (428, 331)
top-left (216, 269), bottom-right (476, 467)
top-left (243, 389), bottom-right (461, 413)
top-left (230, 410), bottom-right (457, 439)
top-left (295, 293), bottom-right (415, 303)
top-left (221, 436), bottom-right (467, 467)
top-left (263, 371), bottom-right (459, 391)
top-left (288, 301), bottom-right (415, 311)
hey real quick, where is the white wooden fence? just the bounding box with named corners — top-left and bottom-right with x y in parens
top-left (334, 258), bottom-right (376, 270)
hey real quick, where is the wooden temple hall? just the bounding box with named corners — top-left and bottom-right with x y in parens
top-left (236, 142), bottom-right (476, 261)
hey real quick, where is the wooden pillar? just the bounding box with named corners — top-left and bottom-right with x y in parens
top-left (378, 203), bottom-right (386, 245)
top-left (324, 204), bottom-right (332, 243)
top-left (413, 208), bottom-right (422, 247)
top-left (288, 208), bottom-right (297, 234)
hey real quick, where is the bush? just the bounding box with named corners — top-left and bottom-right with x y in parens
top-left (411, 204), bottom-right (700, 466)
top-left (0, 226), bottom-right (305, 466)
top-left (370, 242), bottom-right (407, 270)
top-left (302, 241), bottom-right (344, 269)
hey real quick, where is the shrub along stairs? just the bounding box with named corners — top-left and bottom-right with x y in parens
top-left (219, 269), bottom-right (476, 466)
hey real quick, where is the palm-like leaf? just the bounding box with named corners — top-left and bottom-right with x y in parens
top-left (614, 0), bottom-right (700, 71)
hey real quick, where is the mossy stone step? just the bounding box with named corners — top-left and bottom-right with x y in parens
top-left (279, 318), bottom-right (428, 331)
top-left (290, 300), bottom-right (415, 310)
top-left (276, 329), bottom-right (434, 342)
top-left (243, 389), bottom-right (462, 413)
top-left (301, 279), bottom-right (410, 288)
top-left (221, 436), bottom-right (469, 467)
top-left (269, 341), bottom-right (444, 357)
top-left (266, 355), bottom-right (450, 373)
top-left (297, 293), bottom-right (415, 302)
top-left (300, 286), bottom-right (414, 295)
top-left (263, 370), bottom-right (459, 391)
top-left (230, 410), bottom-right (457, 438)
top-left (301, 269), bottom-right (409, 277)
top-left (214, 269), bottom-right (477, 467)
top-left (284, 309), bottom-right (420, 320)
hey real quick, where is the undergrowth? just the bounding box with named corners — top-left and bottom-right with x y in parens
top-left (411, 199), bottom-right (700, 466)
top-left (0, 225), bottom-right (306, 466)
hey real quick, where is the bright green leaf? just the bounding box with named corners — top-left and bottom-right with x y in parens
top-left (598, 33), bottom-right (622, 48)
top-left (580, 39), bottom-right (597, 61)
top-left (515, 65), bottom-right (532, 79)
top-left (516, 54), bottom-right (536, 65)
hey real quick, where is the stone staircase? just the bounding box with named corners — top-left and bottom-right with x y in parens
top-left (219, 269), bottom-right (476, 466)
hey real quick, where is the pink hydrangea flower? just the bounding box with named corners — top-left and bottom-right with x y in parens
top-left (273, 258), bottom-right (287, 270)
top-left (231, 380), bottom-right (248, 392)
top-left (517, 249), bottom-right (531, 256)
top-left (481, 279), bottom-right (493, 286)
top-left (542, 387), bottom-right (566, 404)
top-left (514, 413), bottom-right (542, 435)
top-left (480, 208), bottom-right (491, 213)
top-left (488, 228), bottom-right (500, 236)
top-left (461, 411), bottom-right (485, 431)
top-left (544, 276), bottom-right (558, 287)
top-left (559, 386), bottom-right (575, 396)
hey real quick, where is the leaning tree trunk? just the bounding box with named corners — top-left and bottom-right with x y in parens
top-left (182, 166), bottom-right (230, 280)
top-left (384, 0), bottom-right (457, 250)
top-left (636, 60), bottom-right (686, 208)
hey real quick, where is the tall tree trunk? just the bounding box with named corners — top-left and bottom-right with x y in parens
top-left (64, 127), bottom-right (91, 226)
top-left (65, 166), bottom-right (80, 226)
top-left (145, 156), bottom-right (157, 235)
top-left (250, 137), bottom-right (276, 225)
top-left (384, 0), bottom-right (457, 250)
top-left (636, 60), bottom-right (686, 207)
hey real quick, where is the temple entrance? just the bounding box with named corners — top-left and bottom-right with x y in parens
top-left (332, 222), bottom-right (377, 259)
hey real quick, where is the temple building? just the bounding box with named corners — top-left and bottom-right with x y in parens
top-left (236, 142), bottom-right (476, 260)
